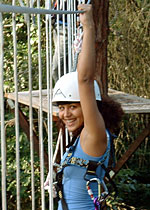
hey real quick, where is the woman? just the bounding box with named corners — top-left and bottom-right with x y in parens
top-left (45, 4), bottom-right (124, 210)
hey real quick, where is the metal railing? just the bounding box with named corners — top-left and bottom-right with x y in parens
top-left (0, 0), bottom-right (83, 209)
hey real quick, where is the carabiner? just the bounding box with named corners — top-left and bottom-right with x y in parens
top-left (86, 178), bottom-right (109, 209)
top-left (86, 178), bottom-right (101, 210)
top-left (99, 180), bottom-right (109, 203)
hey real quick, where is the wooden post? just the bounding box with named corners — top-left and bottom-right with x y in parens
top-left (110, 124), bottom-right (150, 179)
top-left (92, 0), bottom-right (109, 96)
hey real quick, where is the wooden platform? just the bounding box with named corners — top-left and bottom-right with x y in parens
top-left (5, 89), bottom-right (150, 177)
top-left (5, 88), bottom-right (150, 114)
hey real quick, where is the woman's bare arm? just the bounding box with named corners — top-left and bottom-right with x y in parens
top-left (77, 4), bottom-right (107, 157)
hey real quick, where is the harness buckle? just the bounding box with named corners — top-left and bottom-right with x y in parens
top-left (84, 160), bottom-right (98, 181)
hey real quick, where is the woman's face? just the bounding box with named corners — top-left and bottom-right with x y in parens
top-left (58, 103), bottom-right (84, 132)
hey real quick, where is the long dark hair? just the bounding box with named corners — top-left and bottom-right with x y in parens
top-left (97, 95), bottom-right (124, 134)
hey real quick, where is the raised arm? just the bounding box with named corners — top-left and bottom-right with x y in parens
top-left (77, 4), bottom-right (107, 157)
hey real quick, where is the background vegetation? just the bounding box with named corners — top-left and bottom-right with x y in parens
top-left (0, 0), bottom-right (150, 209)
top-left (107, 0), bottom-right (150, 209)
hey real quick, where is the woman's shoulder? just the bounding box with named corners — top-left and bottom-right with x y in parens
top-left (74, 131), bottom-right (110, 161)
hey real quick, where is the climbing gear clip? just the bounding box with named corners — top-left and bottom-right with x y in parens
top-left (86, 178), bottom-right (109, 210)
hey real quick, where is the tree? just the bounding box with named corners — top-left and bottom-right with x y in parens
top-left (92, 0), bottom-right (109, 96)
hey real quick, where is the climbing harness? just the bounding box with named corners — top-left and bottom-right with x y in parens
top-left (53, 135), bottom-right (112, 210)
top-left (44, 131), bottom-right (117, 210)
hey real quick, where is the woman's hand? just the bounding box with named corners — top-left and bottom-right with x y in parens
top-left (78, 4), bottom-right (94, 29)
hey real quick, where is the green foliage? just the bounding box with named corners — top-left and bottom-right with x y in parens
top-left (3, 12), bottom-right (47, 93)
top-left (110, 113), bottom-right (150, 209)
top-left (108, 0), bottom-right (150, 98)
top-left (2, 110), bottom-right (49, 209)
top-left (107, 168), bottom-right (150, 209)
top-left (108, 1), bottom-right (150, 209)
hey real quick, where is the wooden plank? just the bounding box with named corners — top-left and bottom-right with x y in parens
top-left (5, 90), bottom-right (59, 117)
top-left (109, 89), bottom-right (150, 113)
top-left (5, 88), bottom-right (150, 114)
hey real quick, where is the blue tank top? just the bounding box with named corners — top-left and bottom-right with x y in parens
top-left (58, 130), bottom-right (110, 210)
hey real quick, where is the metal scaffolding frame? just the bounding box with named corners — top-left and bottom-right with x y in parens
top-left (0, 0), bottom-right (82, 209)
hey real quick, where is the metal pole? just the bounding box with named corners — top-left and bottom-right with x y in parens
top-left (48, 6), bottom-right (53, 202)
top-left (45, 0), bottom-right (54, 209)
top-left (63, 0), bottom-right (67, 75)
top-left (0, 10), bottom-right (7, 210)
top-left (57, 0), bottom-right (61, 79)
top-left (27, 0), bottom-right (35, 209)
top-left (37, 0), bottom-right (45, 209)
top-left (67, 0), bottom-right (72, 72)
top-left (0, 4), bottom-right (84, 15)
top-left (12, 0), bottom-right (21, 209)
top-left (71, 0), bottom-right (74, 62)
top-left (74, 0), bottom-right (77, 38)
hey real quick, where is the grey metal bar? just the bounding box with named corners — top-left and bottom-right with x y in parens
top-left (67, 0), bottom-right (72, 72)
top-left (63, 0), bottom-right (67, 75)
top-left (0, 4), bottom-right (84, 15)
top-left (72, 0), bottom-right (78, 71)
top-left (71, 0), bottom-right (74, 62)
top-left (57, 0), bottom-right (61, 79)
top-left (60, 130), bottom-right (64, 159)
top-left (12, 0), bottom-right (21, 209)
top-left (48, 8), bottom-right (53, 201)
top-left (37, 0), bottom-right (45, 208)
top-left (27, 0), bottom-right (35, 209)
top-left (45, 0), bottom-right (54, 209)
top-left (74, 0), bottom-right (77, 38)
top-left (0, 11), bottom-right (7, 210)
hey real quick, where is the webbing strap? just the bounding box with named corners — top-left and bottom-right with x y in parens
top-left (59, 190), bottom-right (68, 210)
top-left (61, 149), bottom-right (109, 169)
top-left (56, 170), bottom-right (69, 210)
top-left (101, 164), bottom-right (118, 196)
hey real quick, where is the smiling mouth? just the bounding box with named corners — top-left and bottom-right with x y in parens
top-left (67, 120), bottom-right (74, 123)
top-left (65, 119), bottom-right (75, 126)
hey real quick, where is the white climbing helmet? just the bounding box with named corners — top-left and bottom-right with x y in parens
top-left (52, 71), bottom-right (101, 103)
